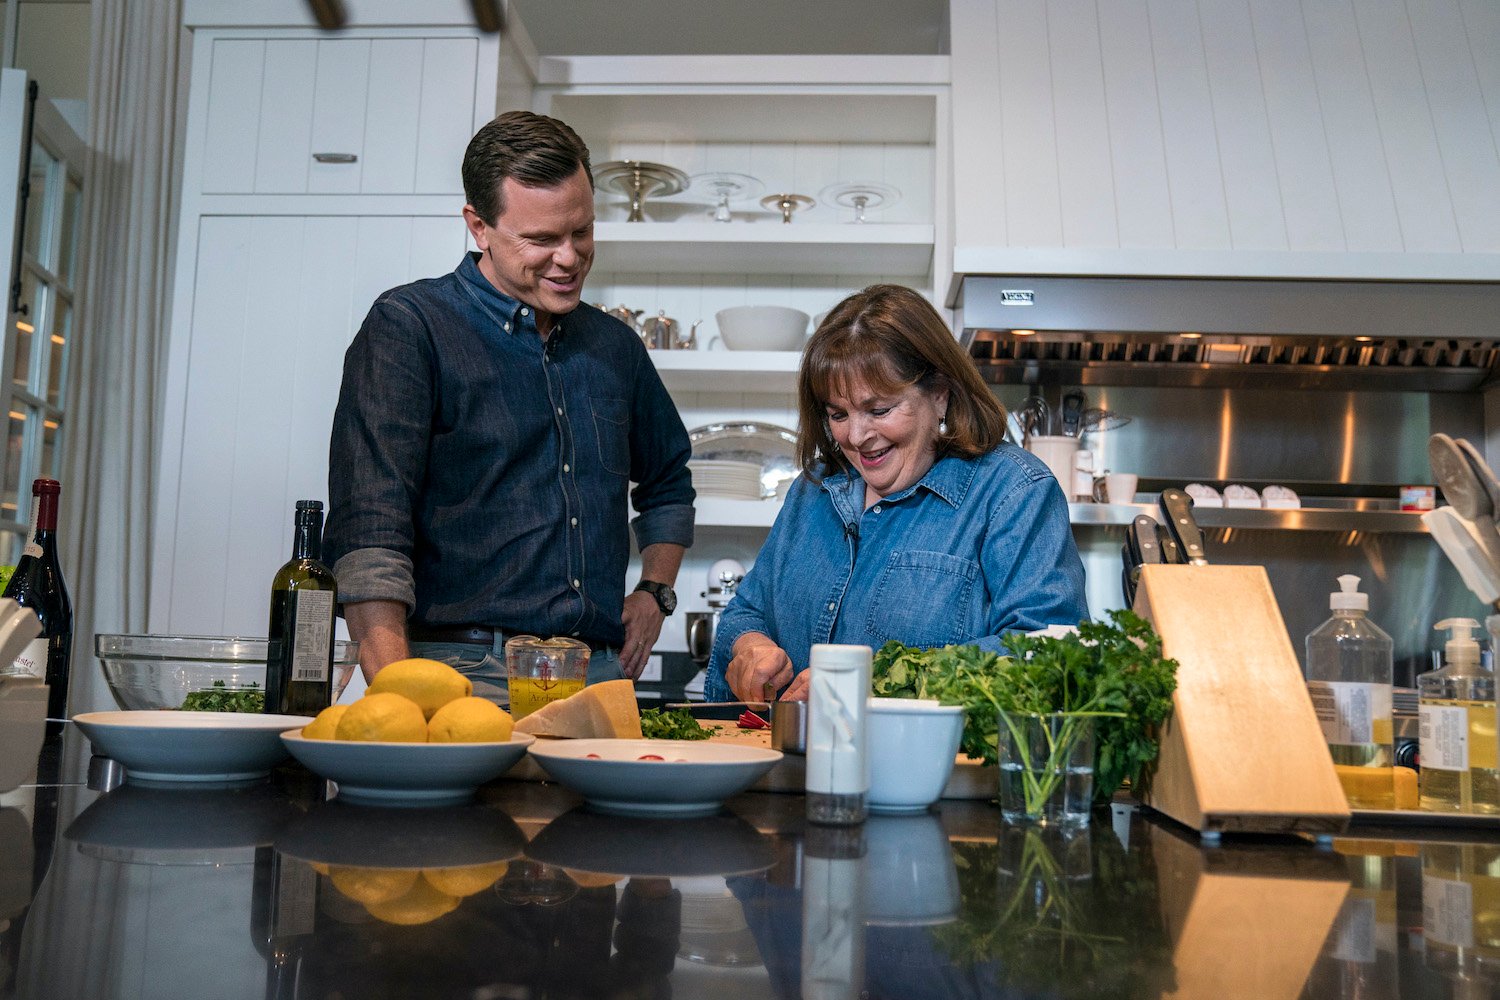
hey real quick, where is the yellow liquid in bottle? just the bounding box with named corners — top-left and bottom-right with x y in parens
top-left (1329, 715), bottom-right (1395, 769)
top-left (507, 675), bottom-right (585, 719)
top-left (1420, 699), bottom-right (1500, 814)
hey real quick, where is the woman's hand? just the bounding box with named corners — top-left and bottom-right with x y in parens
top-left (726, 632), bottom-right (796, 702)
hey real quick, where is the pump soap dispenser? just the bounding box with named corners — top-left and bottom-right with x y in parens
top-left (1305, 575), bottom-right (1395, 790)
top-left (1418, 618), bottom-right (1500, 814)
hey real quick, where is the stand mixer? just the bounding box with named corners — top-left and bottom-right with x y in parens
top-left (685, 559), bottom-right (746, 671)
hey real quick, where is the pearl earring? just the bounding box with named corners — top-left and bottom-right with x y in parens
top-left (939, 418), bottom-right (948, 435)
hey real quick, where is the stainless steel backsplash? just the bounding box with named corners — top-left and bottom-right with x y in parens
top-left (994, 385), bottom-right (1489, 682)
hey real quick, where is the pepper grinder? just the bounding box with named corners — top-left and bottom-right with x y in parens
top-left (806, 643), bottom-right (871, 826)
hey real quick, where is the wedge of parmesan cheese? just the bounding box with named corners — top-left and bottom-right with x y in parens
top-left (513, 679), bottom-right (643, 739)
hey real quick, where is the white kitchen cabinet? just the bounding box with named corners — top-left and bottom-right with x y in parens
top-left (159, 214), bottom-right (469, 635)
top-left (198, 30), bottom-right (496, 196)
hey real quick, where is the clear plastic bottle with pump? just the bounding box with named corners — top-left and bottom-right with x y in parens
top-left (1305, 575), bottom-right (1394, 777)
top-left (1419, 618), bottom-right (1500, 814)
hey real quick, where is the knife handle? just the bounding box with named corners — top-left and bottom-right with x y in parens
top-left (1132, 515), bottom-right (1163, 564)
top-left (1160, 488), bottom-right (1209, 564)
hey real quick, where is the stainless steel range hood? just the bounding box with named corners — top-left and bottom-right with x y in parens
top-left (956, 275), bottom-right (1500, 392)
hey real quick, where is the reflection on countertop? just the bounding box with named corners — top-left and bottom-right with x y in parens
top-left (2, 724), bottom-right (1499, 998)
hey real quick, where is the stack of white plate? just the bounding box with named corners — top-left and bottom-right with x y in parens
top-left (689, 459), bottom-right (765, 499)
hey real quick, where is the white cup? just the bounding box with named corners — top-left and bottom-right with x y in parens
top-left (1026, 435), bottom-right (1079, 492)
top-left (1104, 472), bottom-right (1139, 504)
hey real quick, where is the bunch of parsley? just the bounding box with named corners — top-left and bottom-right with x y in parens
top-left (870, 610), bottom-right (1178, 803)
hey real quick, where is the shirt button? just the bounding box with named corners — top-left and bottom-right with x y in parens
top-left (873, 505), bottom-right (882, 513)
top-left (503, 323), bottom-right (510, 332)
top-left (556, 407), bottom-right (563, 415)
top-left (563, 463), bottom-right (571, 473)
top-left (573, 579), bottom-right (581, 588)
top-left (521, 307), bottom-right (529, 316)
top-left (827, 602), bottom-right (836, 611)
top-left (570, 517), bottom-right (578, 526)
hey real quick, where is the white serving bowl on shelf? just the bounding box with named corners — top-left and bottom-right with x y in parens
top-left (713, 305), bottom-right (810, 351)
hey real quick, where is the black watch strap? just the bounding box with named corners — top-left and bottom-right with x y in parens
top-left (634, 580), bottom-right (677, 614)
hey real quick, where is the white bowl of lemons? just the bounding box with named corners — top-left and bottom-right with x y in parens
top-left (280, 658), bottom-right (534, 806)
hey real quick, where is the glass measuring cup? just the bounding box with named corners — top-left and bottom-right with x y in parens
top-left (504, 636), bottom-right (590, 719)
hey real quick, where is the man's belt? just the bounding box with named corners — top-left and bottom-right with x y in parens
top-left (408, 623), bottom-right (614, 653)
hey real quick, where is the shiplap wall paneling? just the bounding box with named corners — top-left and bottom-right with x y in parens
top-left (949, 0), bottom-right (1500, 259)
top-left (200, 36), bottom-right (481, 196)
top-left (168, 215), bottom-right (468, 635)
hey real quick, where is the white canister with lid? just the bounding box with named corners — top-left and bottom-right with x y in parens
top-left (806, 643), bottom-right (871, 826)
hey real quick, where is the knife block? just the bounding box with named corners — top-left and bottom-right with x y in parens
top-left (1132, 564), bottom-right (1350, 834)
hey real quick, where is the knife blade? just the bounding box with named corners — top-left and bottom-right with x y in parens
top-left (1158, 487), bottom-right (1209, 565)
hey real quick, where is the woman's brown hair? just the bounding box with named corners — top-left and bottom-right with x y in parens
top-left (796, 284), bottom-right (1008, 478)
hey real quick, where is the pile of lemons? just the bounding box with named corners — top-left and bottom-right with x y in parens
top-left (302, 658), bottom-right (513, 743)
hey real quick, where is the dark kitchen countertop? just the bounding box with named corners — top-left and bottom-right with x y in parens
top-left (2, 725), bottom-right (1497, 999)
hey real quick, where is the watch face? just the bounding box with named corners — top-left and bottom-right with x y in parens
top-left (640, 582), bottom-right (676, 614)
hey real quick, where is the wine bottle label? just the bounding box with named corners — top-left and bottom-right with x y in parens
top-left (290, 590), bottom-right (335, 683)
top-left (2, 637), bottom-right (46, 679)
top-left (23, 494), bottom-right (39, 557)
top-left (1307, 681), bottom-right (1391, 746)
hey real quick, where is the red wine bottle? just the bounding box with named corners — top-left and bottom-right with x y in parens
top-left (265, 500), bottom-right (337, 716)
top-left (3, 479), bottom-right (73, 723)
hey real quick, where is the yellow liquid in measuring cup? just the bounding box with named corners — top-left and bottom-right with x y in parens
top-left (508, 676), bottom-right (584, 719)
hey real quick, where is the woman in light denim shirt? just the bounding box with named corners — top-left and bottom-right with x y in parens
top-left (706, 285), bottom-right (1088, 702)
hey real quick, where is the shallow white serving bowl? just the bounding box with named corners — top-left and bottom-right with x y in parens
top-left (280, 732), bottom-right (535, 807)
top-left (714, 305), bottom-right (810, 351)
top-left (867, 697), bottom-right (965, 814)
top-left (526, 738), bottom-right (782, 817)
top-left (73, 710), bottom-right (311, 783)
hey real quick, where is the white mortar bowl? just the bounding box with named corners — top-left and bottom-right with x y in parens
top-left (714, 306), bottom-right (810, 351)
top-left (867, 697), bottom-right (965, 814)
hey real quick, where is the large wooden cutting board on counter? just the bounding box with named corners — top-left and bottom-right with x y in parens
top-left (507, 720), bottom-right (1000, 801)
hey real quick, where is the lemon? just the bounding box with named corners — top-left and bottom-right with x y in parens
top-left (301, 704), bottom-right (349, 740)
top-left (427, 697), bottom-right (513, 743)
top-left (368, 658), bottom-right (473, 720)
top-left (422, 861), bottom-right (510, 897)
top-left (365, 878), bottom-right (461, 926)
top-left (329, 865), bottom-right (418, 906)
top-left (334, 692), bottom-right (428, 742)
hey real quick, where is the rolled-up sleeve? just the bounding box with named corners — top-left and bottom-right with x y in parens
top-left (324, 298), bottom-right (435, 611)
top-left (625, 347), bottom-right (695, 551)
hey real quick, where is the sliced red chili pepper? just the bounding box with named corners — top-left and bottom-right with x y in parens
top-left (738, 709), bottom-right (770, 730)
top-left (637, 754), bottom-right (665, 761)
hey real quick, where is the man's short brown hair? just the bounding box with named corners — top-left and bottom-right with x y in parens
top-left (462, 111), bottom-right (593, 224)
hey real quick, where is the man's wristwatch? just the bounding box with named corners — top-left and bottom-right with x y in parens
top-left (634, 581), bottom-right (677, 615)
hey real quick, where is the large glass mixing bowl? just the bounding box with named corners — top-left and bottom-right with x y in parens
top-left (95, 634), bottom-right (360, 711)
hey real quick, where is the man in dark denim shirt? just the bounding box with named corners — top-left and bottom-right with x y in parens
top-left (325, 112), bottom-right (694, 697)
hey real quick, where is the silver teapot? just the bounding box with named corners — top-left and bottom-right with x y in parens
top-left (639, 311), bottom-right (704, 351)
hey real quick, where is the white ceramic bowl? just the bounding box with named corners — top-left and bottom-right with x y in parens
top-left (867, 697), bottom-right (965, 814)
top-left (526, 738), bottom-right (782, 817)
top-left (280, 732), bottom-right (535, 807)
top-left (73, 710), bottom-right (312, 783)
top-left (714, 305), bottom-right (810, 351)
top-left (863, 813), bottom-right (960, 925)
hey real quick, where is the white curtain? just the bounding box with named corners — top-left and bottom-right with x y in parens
top-left (61, 0), bottom-right (183, 714)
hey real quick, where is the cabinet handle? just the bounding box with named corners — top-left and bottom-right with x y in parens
top-left (312, 152), bottom-right (358, 164)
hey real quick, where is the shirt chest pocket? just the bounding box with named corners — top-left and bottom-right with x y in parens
top-left (590, 396), bottom-right (631, 477)
top-left (865, 550), bottom-right (978, 648)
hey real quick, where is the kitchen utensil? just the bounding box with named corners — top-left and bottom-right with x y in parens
top-left (1428, 433), bottom-right (1500, 574)
top-left (94, 634), bottom-right (361, 711)
top-left (689, 423), bottom-right (797, 498)
top-left (689, 171), bottom-right (764, 223)
top-left (1121, 514), bottom-right (1163, 605)
top-left (1422, 507), bottom-right (1500, 612)
top-left (685, 612), bottom-right (716, 667)
top-left (712, 305), bottom-right (810, 351)
top-left (504, 636), bottom-right (590, 720)
top-left (664, 701), bottom-right (771, 713)
top-left (1026, 435), bottom-right (1079, 491)
top-left (280, 732), bottom-right (536, 807)
top-left (1078, 408), bottom-right (1132, 433)
top-left (759, 192), bottom-right (815, 224)
top-left (1061, 390), bottom-right (1085, 437)
top-left (597, 303), bottom-right (644, 331)
top-left (1158, 487), bottom-right (1209, 565)
top-left (1015, 395), bottom-right (1052, 443)
top-left (866, 698), bottom-right (964, 813)
top-left (72, 710), bottom-right (312, 783)
top-left (639, 311), bottom-right (700, 351)
top-left (594, 160), bottom-right (689, 222)
top-left (819, 181), bottom-right (901, 224)
top-left (770, 699), bottom-right (807, 755)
